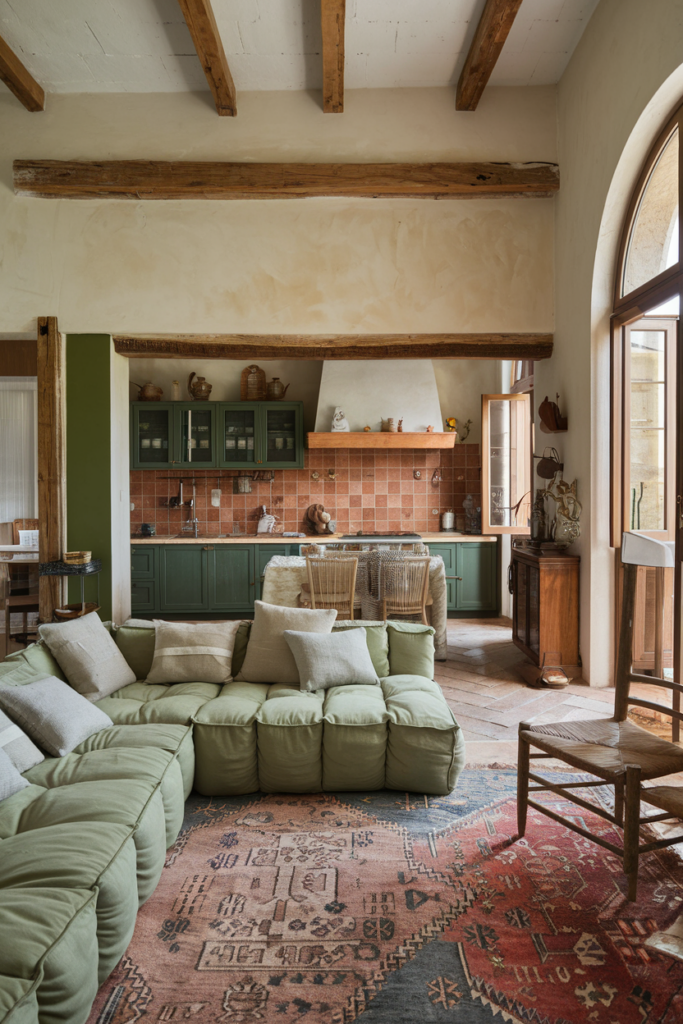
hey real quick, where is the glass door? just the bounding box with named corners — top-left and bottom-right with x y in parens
top-left (260, 403), bottom-right (304, 469)
top-left (131, 403), bottom-right (172, 469)
top-left (481, 394), bottom-right (532, 534)
top-left (175, 404), bottom-right (215, 466)
top-left (218, 404), bottom-right (258, 469)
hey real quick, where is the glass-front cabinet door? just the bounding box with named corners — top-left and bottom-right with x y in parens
top-left (260, 402), bottom-right (304, 468)
top-left (131, 404), bottom-right (173, 469)
top-left (175, 404), bottom-right (215, 466)
top-left (218, 404), bottom-right (258, 469)
top-left (481, 394), bottom-right (531, 535)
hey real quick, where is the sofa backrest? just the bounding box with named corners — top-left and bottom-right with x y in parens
top-left (114, 618), bottom-right (434, 682)
top-left (0, 641), bottom-right (65, 686)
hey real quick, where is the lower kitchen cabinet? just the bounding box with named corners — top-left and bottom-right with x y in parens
top-left (427, 541), bottom-right (499, 614)
top-left (131, 543), bottom-right (294, 617)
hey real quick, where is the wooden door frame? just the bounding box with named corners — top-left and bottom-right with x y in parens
top-left (37, 316), bottom-right (66, 621)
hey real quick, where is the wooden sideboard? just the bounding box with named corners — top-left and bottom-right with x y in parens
top-left (511, 545), bottom-right (580, 669)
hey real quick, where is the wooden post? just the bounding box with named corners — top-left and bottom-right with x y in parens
top-left (37, 316), bottom-right (66, 621)
top-left (654, 565), bottom-right (665, 680)
top-left (622, 763), bottom-right (642, 902)
top-left (614, 562), bottom-right (638, 722)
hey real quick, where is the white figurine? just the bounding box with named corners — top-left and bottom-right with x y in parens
top-left (331, 407), bottom-right (350, 432)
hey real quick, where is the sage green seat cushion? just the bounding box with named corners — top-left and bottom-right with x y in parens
top-left (0, 888), bottom-right (99, 1024)
top-left (96, 680), bottom-right (220, 727)
top-left (0, 779), bottom-right (166, 906)
top-left (256, 685), bottom-right (325, 793)
top-left (322, 684), bottom-right (388, 791)
top-left (0, 975), bottom-right (38, 1024)
top-left (24, 740), bottom-right (186, 849)
top-left (0, 642), bottom-right (64, 686)
top-left (382, 675), bottom-right (464, 795)
top-left (192, 682), bottom-right (269, 796)
top-left (73, 722), bottom-right (195, 799)
top-left (0, 821), bottom-right (138, 984)
top-left (386, 622), bottom-right (435, 679)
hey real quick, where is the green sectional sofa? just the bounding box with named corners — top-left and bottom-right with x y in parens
top-left (0, 618), bottom-right (464, 1023)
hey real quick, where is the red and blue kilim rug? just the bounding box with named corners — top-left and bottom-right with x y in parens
top-left (88, 768), bottom-right (683, 1023)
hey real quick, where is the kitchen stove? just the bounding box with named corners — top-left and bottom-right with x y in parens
top-left (339, 532), bottom-right (421, 540)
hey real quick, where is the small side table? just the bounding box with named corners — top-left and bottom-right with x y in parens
top-left (39, 560), bottom-right (102, 618)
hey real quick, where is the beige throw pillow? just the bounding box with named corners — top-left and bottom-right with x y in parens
top-left (284, 627), bottom-right (380, 691)
top-left (39, 612), bottom-right (135, 702)
top-left (0, 708), bottom-right (44, 773)
top-left (147, 619), bottom-right (243, 684)
top-left (0, 676), bottom-right (114, 757)
top-left (0, 748), bottom-right (30, 801)
top-left (237, 601), bottom-right (337, 684)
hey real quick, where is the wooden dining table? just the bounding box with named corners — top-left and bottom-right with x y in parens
top-left (261, 554), bottom-right (448, 660)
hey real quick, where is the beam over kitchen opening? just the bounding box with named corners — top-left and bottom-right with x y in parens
top-left (113, 333), bottom-right (554, 361)
top-left (0, 33), bottom-right (45, 112)
top-left (14, 160), bottom-right (560, 200)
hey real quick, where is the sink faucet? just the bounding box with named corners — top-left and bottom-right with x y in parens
top-left (181, 499), bottom-right (200, 538)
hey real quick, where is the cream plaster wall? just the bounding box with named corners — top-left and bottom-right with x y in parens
top-left (0, 86), bottom-right (555, 336)
top-left (537, 0), bottom-right (683, 684)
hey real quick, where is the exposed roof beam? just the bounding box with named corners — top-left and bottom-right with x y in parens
top-left (14, 160), bottom-right (559, 199)
top-left (456, 0), bottom-right (524, 112)
top-left (176, 0), bottom-right (236, 116)
top-left (321, 0), bottom-right (345, 113)
top-left (113, 334), bottom-right (554, 361)
top-left (0, 33), bottom-right (44, 112)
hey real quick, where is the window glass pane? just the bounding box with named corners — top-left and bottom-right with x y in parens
top-left (622, 128), bottom-right (679, 296)
top-left (488, 399), bottom-right (529, 528)
top-left (629, 329), bottom-right (666, 530)
top-left (265, 408), bottom-right (296, 463)
top-left (223, 408), bottom-right (255, 463)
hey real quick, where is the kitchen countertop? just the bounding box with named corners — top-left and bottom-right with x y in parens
top-left (130, 533), bottom-right (497, 544)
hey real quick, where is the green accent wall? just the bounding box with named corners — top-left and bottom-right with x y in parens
top-left (66, 335), bottom-right (112, 619)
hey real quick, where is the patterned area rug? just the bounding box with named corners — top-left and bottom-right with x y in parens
top-left (88, 768), bottom-right (683, 1024)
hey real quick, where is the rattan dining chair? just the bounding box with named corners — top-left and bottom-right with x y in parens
top-left (305, 556), bottom-right (358, 620)
top-left (380, 555), bottom-right (431, 625)
top-left (516, 532), bottom-right (683, 900)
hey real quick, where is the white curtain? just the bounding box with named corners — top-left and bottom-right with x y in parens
top-left (0, 378), bottom-right (38, 522)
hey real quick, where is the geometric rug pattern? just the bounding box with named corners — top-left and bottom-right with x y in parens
top-left (87, 769), bottom-right (683, 1023)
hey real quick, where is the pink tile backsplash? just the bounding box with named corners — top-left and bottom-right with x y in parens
top-left (130, 444), bottom-right (481, 536)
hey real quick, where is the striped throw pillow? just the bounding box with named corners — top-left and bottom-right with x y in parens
top-left (146, 620), bottom-right (243, 684)
top-left (0, 707), bottom-right (44, 773)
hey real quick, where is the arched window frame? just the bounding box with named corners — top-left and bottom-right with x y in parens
top-left (611, 101), bottom-right (683, 548)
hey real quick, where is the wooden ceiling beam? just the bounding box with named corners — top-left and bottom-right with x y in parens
top-left (456, 0), bottom-right (524, 112)
top-left (113, 333), bottom-right (554, 361)
top-left (14, 160), bottom-right (559, 199)
top-left (176, 0), bottom-right (236, 116)
top-left (321, 0), bottom-right (345, 113)
top-left (0, 33), bottom-right (44, 112)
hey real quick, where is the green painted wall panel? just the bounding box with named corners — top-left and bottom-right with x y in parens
top-left (66, 336), bottom-right (112, 620)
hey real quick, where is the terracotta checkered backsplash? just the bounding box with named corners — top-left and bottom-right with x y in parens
top-left (130, 444), bottom-right (481, 536)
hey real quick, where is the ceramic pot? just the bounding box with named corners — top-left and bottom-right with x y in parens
top-left (266, 378), bottom-right (291, 400)
top-left (134, 381), bottom-right (164, 401)
top-left (188, 372), bottom-right (212, 401)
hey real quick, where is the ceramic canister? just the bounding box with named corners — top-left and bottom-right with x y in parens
top-left (441, 510), bottom-right (455, 531)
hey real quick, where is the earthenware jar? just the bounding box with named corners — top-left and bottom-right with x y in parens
top-left (134, 381), bottom-right (163, 401)
top-left (187, 372), bottom-right (212, 401)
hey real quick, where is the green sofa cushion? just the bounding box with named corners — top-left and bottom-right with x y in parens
top-left (192, 682), bottom-right (268, 796)
top-left (332, 621), bottom-right (390, 677)
top-left (96, 680), bottom-right (218, 728)
top-left (0, 821), bottom-right (138, 984)
top-left (322, 685), bottom-right (388, 791)
top-left (0, 642), bottom-right (64, 686)
top-left (231, 621), bottom-right (252, 676)
top-left (0, 975), bottom-right (39, 1024)
top-left (114, 624), bottom-right (156, 680)
top-left (256, 686), bottom-right (325, 793)
top-left (0, 779), bottom-right (166, 906)
top-left (0, 888), bottom-right (99, 1024)
top-left (387, 622), bottom-right (435, 679)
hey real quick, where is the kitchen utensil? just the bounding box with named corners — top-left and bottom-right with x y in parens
top-left (266, 378), bottom-right (291, 400)
top-left (187, 372), bottom-right (212, 401)
top-left (133, 381), bottom-right (163, 401)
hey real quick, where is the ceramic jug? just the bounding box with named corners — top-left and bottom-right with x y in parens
top-left (266, 378), bottom-right (291, 400)
top-left (187, 372), bottom-right (212, 401)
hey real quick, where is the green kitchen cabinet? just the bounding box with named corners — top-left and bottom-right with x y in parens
top-left (159, 545), bottom-right (209, 612)
top-left (428, 541), bottom-right (498, 614)
top-left (174, 403), bottom-right (216, 467)
top-left (130, 578), bottom-right (157, 613)
top-left (217, 402), bottom-right (304, 470)
top-left (210, 546), bottom-right (255, 611)
top-left (131, 404), bottom-right (174, 469)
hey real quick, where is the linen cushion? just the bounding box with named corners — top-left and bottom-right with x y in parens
top-left (0, 676), bottom-right (113, 757)
top-left (39, 612), bottom-right (135, 701)
top-left (236, 601), bottom-right (337, 684)
top-left (284, 627), bottom-right (380, 692)
top-left (0, 708), bottom-right (44, 772)
top-left (332, 621), bottom-right (390, 677)
top-left (0, 748), bottom-right (29, 801)
top-left (147, 619), bottom-right (242, 684)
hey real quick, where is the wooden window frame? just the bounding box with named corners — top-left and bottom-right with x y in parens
top-left (481, 392), bottom-right (532, 536)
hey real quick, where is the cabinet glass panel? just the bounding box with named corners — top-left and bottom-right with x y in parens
top-left (137, 408), bottom-right (171, 465)
top-left (264, 407), bottom-right (297, 463)
top-left (180, 407), bottom-right (213, 464)
top-left (482, 394), bottom-right (531, 535)
top-left (223, 408), bottom-right (256, 464)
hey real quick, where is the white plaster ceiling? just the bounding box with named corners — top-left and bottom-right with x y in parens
top-left (0, 0), bottom-right (600, 95)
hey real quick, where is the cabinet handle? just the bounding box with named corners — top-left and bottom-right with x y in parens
top-left (203, 545), bottom-right (214, 551)
top-left (444, 575), bottom-right (462, 580)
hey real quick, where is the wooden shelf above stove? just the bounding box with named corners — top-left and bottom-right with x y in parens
top-left (306, 431), bottom-right (457, 449)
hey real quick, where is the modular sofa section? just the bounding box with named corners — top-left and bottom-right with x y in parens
top-left (192, 682), bottom-right (269, 795)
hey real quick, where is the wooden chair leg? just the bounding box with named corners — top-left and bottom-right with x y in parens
top-left (623, 763), bottom-right (642, 902)
top-left (517, 722), bottom-right (531, 837)
top-left (614, 781), bottom-right (624, 827)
